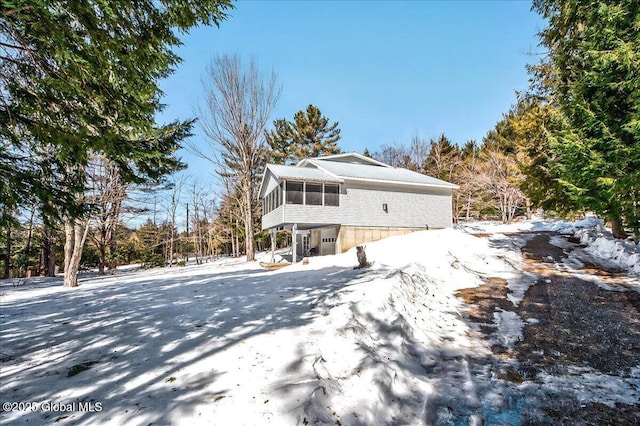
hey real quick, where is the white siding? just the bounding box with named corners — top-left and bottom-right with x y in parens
top-left (262, 205), bottom-right (284, 230)
top-left (263, 173), bottom-right (281, 194)
top-left (335, 182), bottom-right (453, 229)
top-left (281, 204), bottom-right (339, 225)
top-left (261, 180), bottom-right (453, 230)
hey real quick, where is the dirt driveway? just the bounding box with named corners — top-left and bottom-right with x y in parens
top-left (458, 231), bottom-right (640, 425)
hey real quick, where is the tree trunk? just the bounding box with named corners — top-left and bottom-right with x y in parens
top-left (230, 227), bottom-right (236, 257)
top-left (244, 190), bottom-right (255, 261)
top-left (63, 219), bottom-right (90, 287)
top-left (4, 224), bottom-right (10, 279)
top-left (610, 216), bottom-right (627, 239)
top-left (500, 195), bottom-right (508, 224)
top-left (98, 240), bottom-right (106, 275)
top-left (42, 209), bottom-right (58, 277)
top-left (168, 230), bottom-right (174, 267)
top-left (43, 227), bottom-right (57, 277)
top-left (108, 237), bottom-right (118, 274)
top-left (24, 208), bottom-right (35, 260)
top-left (63, 220), bottom-right (73, 278)
top-left (234, 218), bottom-right (239, 256)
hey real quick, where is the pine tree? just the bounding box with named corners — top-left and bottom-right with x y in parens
top-left (1, 0), bottom-right (234, 285)
top-left (532, 0), bottom-right (640, 238)
top-left (266, 104), bottom-right (341, 163)
top-left (1, 0), bottom-right (232, 203)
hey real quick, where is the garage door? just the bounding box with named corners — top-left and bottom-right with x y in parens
top-left (320, 227), bottom-right (338, 255)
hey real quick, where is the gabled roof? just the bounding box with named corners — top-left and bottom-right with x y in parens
top-left (265, 164), bottom-right (342, 183)
top-left (259, 152), bottom-right (458, 198)
top-left (308, 158), bottom-right (457, 188)
top-left (298, 152), bottom-right (390, 168)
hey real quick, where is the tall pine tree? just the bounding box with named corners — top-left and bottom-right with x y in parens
top-left (265, 104), bottom-right (341, 164)
top-left (1, 0), bottom-right (232, 203)
top-left (1, 0), bottom-right (234, 285)
top-left (532, 0), bottom-right (640, 237)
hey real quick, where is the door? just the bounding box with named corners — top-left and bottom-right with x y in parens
top-left (320, 227), bottom-right (338, 255)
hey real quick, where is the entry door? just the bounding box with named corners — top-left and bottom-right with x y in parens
top-left (320, 227), bottom-right (337, 255)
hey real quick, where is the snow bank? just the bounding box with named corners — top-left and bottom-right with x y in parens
top-left (548, 217), bottom-right (640, 275)
top-left (460, 218), bottom-right (640, 276)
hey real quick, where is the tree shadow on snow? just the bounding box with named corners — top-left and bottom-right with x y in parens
top-left (0, 262), bottom-right (364, 425)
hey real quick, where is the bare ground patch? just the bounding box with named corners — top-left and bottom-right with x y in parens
top-left (457, 231), bottom-right (640, 424)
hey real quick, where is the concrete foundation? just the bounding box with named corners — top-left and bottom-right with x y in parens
top-left (335, 225), bottom-right (428, 253)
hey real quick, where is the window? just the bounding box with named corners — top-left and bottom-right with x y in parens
top-left (263, 184), bottom-right (284, 215)
top-left (324, 184), bottom-right (339, 206)
top-left (286, 181), bottom-right (303, 204)
top-left (305, 183), bottom-right (323, 205)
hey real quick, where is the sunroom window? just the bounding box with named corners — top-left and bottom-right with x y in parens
top-left (305, 183), bottom-right (323, 205)
top-left (286, 181), bottom-right (303, 204)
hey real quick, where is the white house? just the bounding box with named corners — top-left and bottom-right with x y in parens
top-left (258, 152), bottom-right (458, 261)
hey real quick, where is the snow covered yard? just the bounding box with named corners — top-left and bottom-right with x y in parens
top-left (1, 220), bottom-right (639, 425)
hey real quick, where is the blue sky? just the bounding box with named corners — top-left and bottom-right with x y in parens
top-left (157, 0), bottom-right (546, 180)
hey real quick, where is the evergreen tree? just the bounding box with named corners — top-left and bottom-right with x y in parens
top-left (507, 95), bottom-right (577, 215)
top-left (532, 0), bottom-right (640, 238)
top-left (1, 0), bottom-right (233, 209)
top-left (1, 1), bottom-right (233, 285)
top-left (265, 104), bottom-right (341, 164)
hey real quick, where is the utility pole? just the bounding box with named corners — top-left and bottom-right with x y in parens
top-left (185, 203), bottom-right (189, 264)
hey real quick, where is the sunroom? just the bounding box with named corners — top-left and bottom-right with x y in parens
top-left (258, 164), bottom-right (344, 261)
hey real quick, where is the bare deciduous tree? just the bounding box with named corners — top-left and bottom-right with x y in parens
top-left (162, 173), bottom-right (188, 266)
top-left (87, 155), bottom-right (130, 274)
top-left (476, 148), bottom-right (527, 224)
top-left (452, 152), bottom-right (484, 223)
top-left (373, 134), bottom-right (430, 172)
top-left (190, 54), bottom-right (280, 261)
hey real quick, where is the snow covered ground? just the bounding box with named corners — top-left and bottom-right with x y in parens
top-left (0, 219), bottom-right (638, 425)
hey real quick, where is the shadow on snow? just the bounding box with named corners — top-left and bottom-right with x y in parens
top-left (0, 262), bottom-right (366, 424)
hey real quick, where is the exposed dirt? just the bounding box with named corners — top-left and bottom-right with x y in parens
top-left (457, 277), bottom-right (512, 324)
top-left (516, 233), bottom-right (640, 376)
top-left (457, 231), bottom-right (640, 425)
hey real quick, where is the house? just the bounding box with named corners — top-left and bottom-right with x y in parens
top-left (258, 152), bottom-right (458, 262)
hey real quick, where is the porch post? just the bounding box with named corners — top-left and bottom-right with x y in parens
top-left (292, 223), bottom-right (298, 264)
top-left (270, 229), bottom-right (276, 263)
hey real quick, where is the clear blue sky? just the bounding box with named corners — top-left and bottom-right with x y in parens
top-left (157, 0), bottom-right (545, 181)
